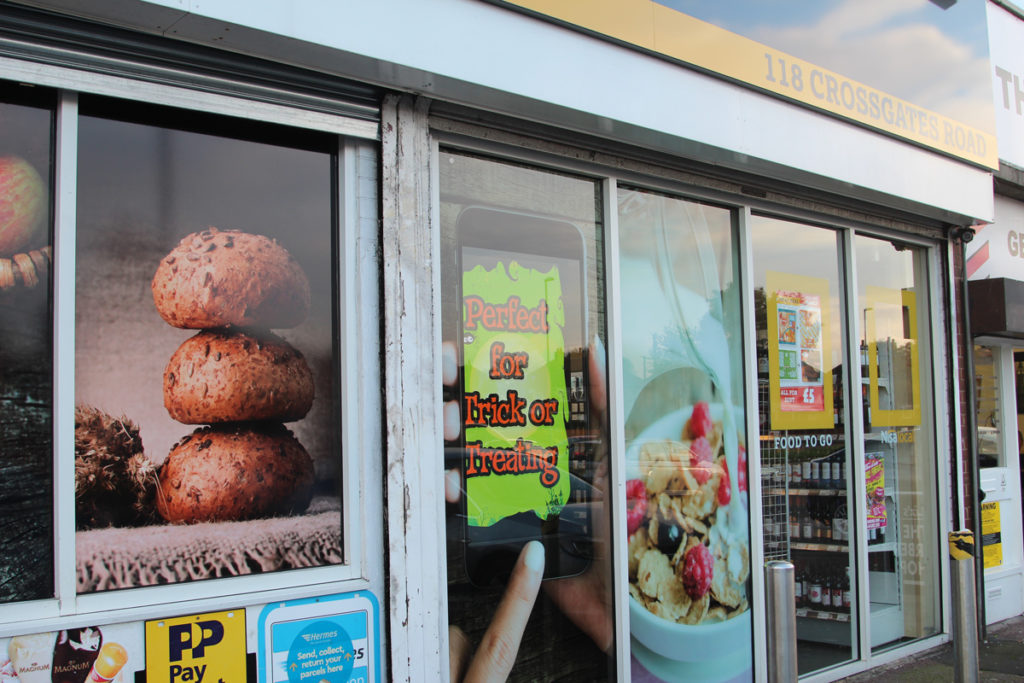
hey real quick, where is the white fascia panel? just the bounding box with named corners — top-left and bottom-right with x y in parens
top-left (20, 0), bottom-right (995, 221)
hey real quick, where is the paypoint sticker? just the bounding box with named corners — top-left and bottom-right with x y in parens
top-left (146, 610), bottom-right (246, 683)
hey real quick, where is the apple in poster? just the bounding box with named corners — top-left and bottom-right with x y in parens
top-left (0, 155), bottom-right (45, 257)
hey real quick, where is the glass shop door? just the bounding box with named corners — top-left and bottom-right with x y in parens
top-left (973, 344), bottom-right (1024, 625)
top-left (753, 219), bottom-right (946, 675)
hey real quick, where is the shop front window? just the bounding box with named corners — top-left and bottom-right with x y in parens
top-left (974, 343), bottom-right (1024, 622)
top-left (751, 217), bottom-right (856, 674)
top-left (0, 86), bottom-right (55, 603)
top-left (854, 234), bottom-right (941, 652)
top-left (617, 188), bottom-right (752, 681)
top-left (73, 97), bottom-right (344, 591)
top-left (440, 151), bottom-right (615, 681)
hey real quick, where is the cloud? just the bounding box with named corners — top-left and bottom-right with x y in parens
top-left (750, 0), bottom-right (992, 130)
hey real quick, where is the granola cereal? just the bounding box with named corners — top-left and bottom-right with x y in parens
top-left (627, 401), bottom-right (750, 626)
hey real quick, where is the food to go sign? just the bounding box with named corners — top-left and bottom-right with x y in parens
top-left (146, 610), bottom-right (247, 683)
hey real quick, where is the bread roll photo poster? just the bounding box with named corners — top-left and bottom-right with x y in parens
top-left (73, 110), bottom-right (342, 591)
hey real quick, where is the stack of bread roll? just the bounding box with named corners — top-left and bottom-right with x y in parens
top-left (151, 227), bottom-right (316, 524)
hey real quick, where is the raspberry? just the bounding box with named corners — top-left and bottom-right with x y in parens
top-left (626, 479), bottom-right (647, 535)
top-left (689, 436), bottom-right (713, 485)
top-left (688, 401), bottom-right (713, 439)
top-left (738, 445), bottom-right (748, 493)
top-left (717, 467), bottom-right (731, 506)
top-left (680, 543), bottom-right (714, 599)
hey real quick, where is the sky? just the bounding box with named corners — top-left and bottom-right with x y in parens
top-left (651, 0), bottom-right (995, 132)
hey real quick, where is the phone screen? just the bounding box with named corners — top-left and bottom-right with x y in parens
top-left (457, 207), bottom-right (592, 584)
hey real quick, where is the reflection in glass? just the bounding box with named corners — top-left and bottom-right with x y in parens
top-left (617, 188), bottom-right (753, 681)
top-left (974, 346), bottom-right (1000, 469)
top-left (751, 216), bottom-right (856, 674)
top-left (74, 99), bottom-right (340, 592)
top-left (0, 87), bottom-right (55, 603)
top-left (855, 234), bottom-right (941, 652)
top-left (441, 151), bottom-right (614, 681)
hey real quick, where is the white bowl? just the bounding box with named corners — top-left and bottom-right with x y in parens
top-left (626, 404), bottom-right (752, 662)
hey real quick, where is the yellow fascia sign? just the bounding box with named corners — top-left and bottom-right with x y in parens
top-left (501, 0), bottom-right (998, 170)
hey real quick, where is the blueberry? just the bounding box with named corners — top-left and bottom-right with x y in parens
top-left (657, 522), bottom-right (683, 555)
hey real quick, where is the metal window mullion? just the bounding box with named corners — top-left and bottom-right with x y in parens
top-left (602, 177), bottom-right (631, 682)
top-left (738, 205), bottom-right (770, 682)
top-left (53, 89), bottom-right (78, 614)
top-left (928, 244), bottom-right (955, 640)
top-left (337, 137), bottom-right (362, 578)
top-left (947, 240), bottom-right (967, 535)
top-left (431, 133), bottom-right (453, 683)
top-left (839, 227), bottom-right (872, 662)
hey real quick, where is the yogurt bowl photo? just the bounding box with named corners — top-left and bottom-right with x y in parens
top-left (625, 401), bottom-right (752, 667)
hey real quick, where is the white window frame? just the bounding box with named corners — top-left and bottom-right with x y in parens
top-left (0, 59), bottom-right (384, 635)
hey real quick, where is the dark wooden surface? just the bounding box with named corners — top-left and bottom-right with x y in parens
top-left (0, 285), bottom-right (53, 603)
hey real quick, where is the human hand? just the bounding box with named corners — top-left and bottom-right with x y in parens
top-left (448, 540), bottom-right (545, 682)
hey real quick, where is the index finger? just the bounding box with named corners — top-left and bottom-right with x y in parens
top-left (462, 541), bottom-right (545, 682)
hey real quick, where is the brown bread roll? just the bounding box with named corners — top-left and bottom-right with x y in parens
top-left (152, 227), bottom-right (310, 329)
top-left (157, 424), bottom-right (314, 524)
top-left (164, 328), bottom-right (314, 424)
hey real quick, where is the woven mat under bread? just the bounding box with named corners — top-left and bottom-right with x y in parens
top-left (76, 496), bottom-right (342, 592)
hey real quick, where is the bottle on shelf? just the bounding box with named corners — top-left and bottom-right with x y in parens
top-left (801, 500), bottom-right (814, 541)
top-left (832, 503), bottom-right (848, 543)
top-left (794, 561), bottom-right (804, 609)
top-left (830, 566), bottom-right (843, 611)
top-left (841, 565), bottom-right (852, 614)
top-left (808, 563), bottom-right (823, 609)
top-left (820, 456), bottom-right (834, 489)
top-left (821, 569), bottom-right (833, 610)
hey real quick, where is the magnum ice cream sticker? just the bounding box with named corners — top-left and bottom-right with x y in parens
top-left (51, 628), bottom-right (101, 683)
top-left (7, 628), bottom-right (128, 683)
top-left (462, 262), bottom-right (570, 527)
top-left (7, 631), bottom-right (56, 683)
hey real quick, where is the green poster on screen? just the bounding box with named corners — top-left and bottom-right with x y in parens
top-left (462, 261), bottom-right (569, 527)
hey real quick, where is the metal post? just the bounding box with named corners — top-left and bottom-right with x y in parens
top-left (765, 560), bottom-right (798, 683)
top-left (949, 531), bottom-right (979, 683)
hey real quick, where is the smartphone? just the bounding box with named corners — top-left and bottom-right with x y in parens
top-left (454, 206), bottom-right (594, 586)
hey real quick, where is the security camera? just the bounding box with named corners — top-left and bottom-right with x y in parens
top-left (950, 226), bottom-right (975, 243)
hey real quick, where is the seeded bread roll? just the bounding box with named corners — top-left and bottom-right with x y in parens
top-left (157, 424), bottom-right (315, 524)
top-left (163, 328), bottom-right (314, 424)
top-left (152, 227), bottom-right (311, 329)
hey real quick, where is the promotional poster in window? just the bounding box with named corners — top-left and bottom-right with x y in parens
top-left (71, 104), bottom-right (343, 592)
top-left (618, 189), bottom-right (752, 682)
top-left (0, 92), bottom-right (55, 604)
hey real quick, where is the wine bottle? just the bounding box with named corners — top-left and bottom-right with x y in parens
top-left (809, 565), bottom-right (823, 609)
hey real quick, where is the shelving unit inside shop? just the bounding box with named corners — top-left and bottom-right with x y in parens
top-left (757, 374), bottom-right (907, 648)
